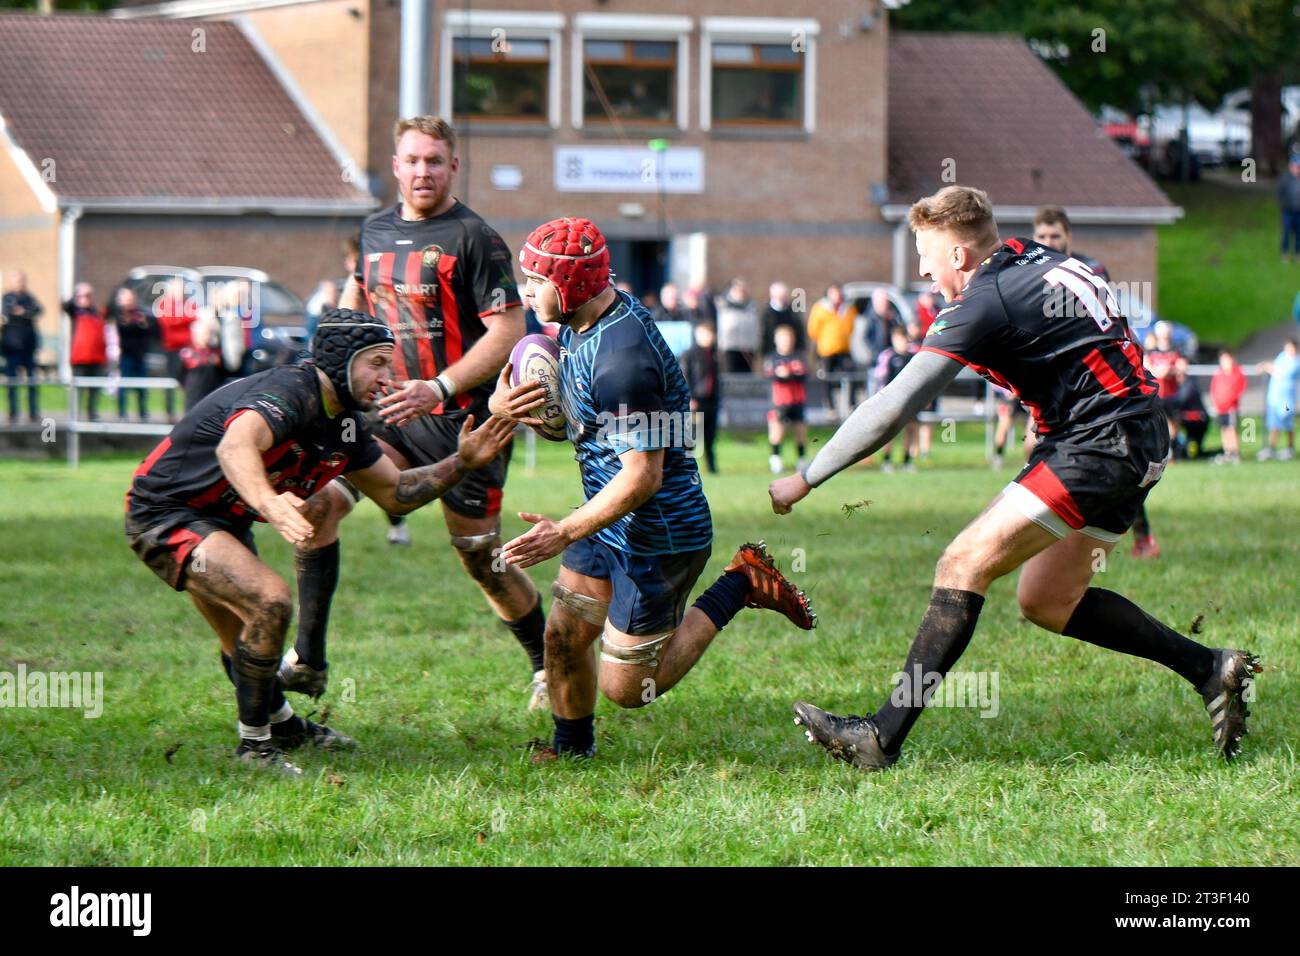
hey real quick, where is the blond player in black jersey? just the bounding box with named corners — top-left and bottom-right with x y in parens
top-left (771, 186), bottom-right (1261, 770)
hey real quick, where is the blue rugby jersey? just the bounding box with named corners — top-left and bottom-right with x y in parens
top-left (558, 290), bottom-right (712, 555)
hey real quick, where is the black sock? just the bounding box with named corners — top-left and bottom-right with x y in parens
top-left (873, 588), bottom-right (985, 754)
top-left (294, 541), bottom-right (339, 670)
top-left (387, 513), bottom-right (405, 527)
top-left (1062, 588), bottom-right (1214, 688)
top-left (223, 652), bottom-right (287, 716)
top-left (1132, 504), bottom-right (1150, 539)
top-left (232, 644), bottom-right (281, 733)
top-left (770, 442), bottom-right (781, 456)
top-left (503, 596), bottom-right (547, 672)
top-left (552, 713), bottom-right (595, 755)
top-left (797, 442), bottom-right (806, 457)
top-left (691, 570), bottom-right (749, 631)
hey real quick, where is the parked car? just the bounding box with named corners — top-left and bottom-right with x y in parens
top-left (1219, 86), bottom-right (1300, 145)
top-left (842, 281), bottom-right (914, 368)
top-left (120, 265), bottom-right (307, 373)
top-left (1139, 103), bottom-right (1249, 174)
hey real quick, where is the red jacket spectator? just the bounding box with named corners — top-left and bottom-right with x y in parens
top-left (67, 300), bottom-right (107, 366)
top-left (1210, 363), bottom-right (1247, 414)
top-left (157, 285), bottom-right (196, 353)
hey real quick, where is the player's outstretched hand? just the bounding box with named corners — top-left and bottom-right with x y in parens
top-left (501, 512), bottom-right (571, 569)
top-left (456, 413), bottom-right (517, 470)
top-left (488, 363), bottom-right (548, 427)
top-left (377, 378), bottom-right (441, 426)
top-left (262, 492), bottom-right (315, 545)
top-left (769, 473), bottom-right (812, 515)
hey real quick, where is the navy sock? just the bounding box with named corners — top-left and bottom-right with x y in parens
top-left (503, 596), bottom-right (547, 673)
top-left (222, 652), bottom-right (285, 714)
top-left (294, 541), bottom-right (338, 670)
top-left (552, 713), bottom-right (595, 755)
top-left (387, 513), bottom-right (404, 527)
top-left (691, 570), bottom-right (749, 631)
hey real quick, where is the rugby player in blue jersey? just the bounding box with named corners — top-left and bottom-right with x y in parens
top-left (490, 218), bottom-right (816, 760)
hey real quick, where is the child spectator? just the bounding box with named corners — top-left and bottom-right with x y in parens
top-left (1210, 349), bottom-right (1247, 464)
top-left (874, 324), bottom-right (919, 472)
top-left (764, 324), bottom-right (808, 474)
top-left (1256, 338), bottom-right (1300, 460)
top-left (1171, 364), bottom-right (1209, 459)
top-left (681, 320), bottom-right (720, 475)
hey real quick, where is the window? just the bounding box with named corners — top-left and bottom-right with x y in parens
top-left (583, 40), bottom-right (676, 125)
top-left (440, 11), bottom-right (563, 128)
top-left (710, 43), bottom-right (801, 125)
top-left (452, 36), bottom-right (551, 122)
top-left (701, 18), bottom-right (819, 133)
top-left (572, 14), bottom-right (692, 131)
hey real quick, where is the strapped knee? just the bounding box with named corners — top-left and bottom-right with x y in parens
top-left (599, 629), bottom-right (673, 668)
top-left (450, 530), bottom-right (501, 552)
top-left (550, 581), bottom-right (608, 627)
top-left (312, 477), bottom-right (357, 526)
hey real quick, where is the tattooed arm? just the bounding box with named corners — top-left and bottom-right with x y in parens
top-left (344, 414), bottom-right (515, 515)
top-left (345, 453), bottom-right (465, 516)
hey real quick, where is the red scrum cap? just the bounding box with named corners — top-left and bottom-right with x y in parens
top-left (519, 217), bottom-right (610, 315)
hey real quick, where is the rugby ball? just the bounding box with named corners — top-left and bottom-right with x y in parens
top-left (508, 334), bottom-right (567, 441)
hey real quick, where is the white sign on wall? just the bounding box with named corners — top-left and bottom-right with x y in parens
top-left (554, 146), bottom-right (705, 193)
top-left (491, 165), bottom-right (523, 191)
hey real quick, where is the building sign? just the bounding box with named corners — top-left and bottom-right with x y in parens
top-left (554, 146), bottom-right (705, 193)
top-left (491, 165), bottom-right (523, 191)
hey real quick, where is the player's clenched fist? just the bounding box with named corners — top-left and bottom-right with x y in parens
top-left (769, 473), bottom-right (812, 515)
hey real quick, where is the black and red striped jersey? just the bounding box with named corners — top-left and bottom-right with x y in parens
top-left (354, 201), bottom-right (521, 417)
top-left (920, 237), bottom-right (1158, 436)
top-left (126, 365), bottom-right (383, 525)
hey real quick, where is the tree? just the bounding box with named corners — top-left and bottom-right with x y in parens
top-left (892, 0), bottom-right (1300, 172)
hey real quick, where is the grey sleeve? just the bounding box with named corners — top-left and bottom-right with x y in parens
top-left (801, 350), bottom-right (964, 487)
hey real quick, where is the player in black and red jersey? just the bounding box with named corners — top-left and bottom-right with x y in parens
top-left (292, 116), bottom-right (549, 710)
top-left (125, 311), bottom-right (513, 773)
top-left (770, 186), bottom-right (1261, 769)
top-left (1032, 204), bottom-right (1160, 559)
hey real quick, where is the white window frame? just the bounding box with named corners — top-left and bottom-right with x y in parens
top-left (440, 10), bottom-right (564, 129)
top-left (700, 16), bottom-right (819, 133)
top-left (572, 14), bottom-right (693, 131)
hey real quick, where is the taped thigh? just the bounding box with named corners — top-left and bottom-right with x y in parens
top-left (599, 628), bottom-right (673, 668)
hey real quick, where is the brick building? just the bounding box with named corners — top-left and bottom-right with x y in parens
top-left (0, 12), bottom-right (374, 366)
top-left (3, 2), bottom-right (1180, 365)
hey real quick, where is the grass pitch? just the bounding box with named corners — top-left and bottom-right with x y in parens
top-left (0, 425), bottom-right (1295, 866)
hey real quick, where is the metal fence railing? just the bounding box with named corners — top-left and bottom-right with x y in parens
top-left (0, 364), bottom-right (1276, 469)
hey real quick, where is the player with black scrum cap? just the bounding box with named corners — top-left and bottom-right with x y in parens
top-left (125, 309), bottom-right (513, 774)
